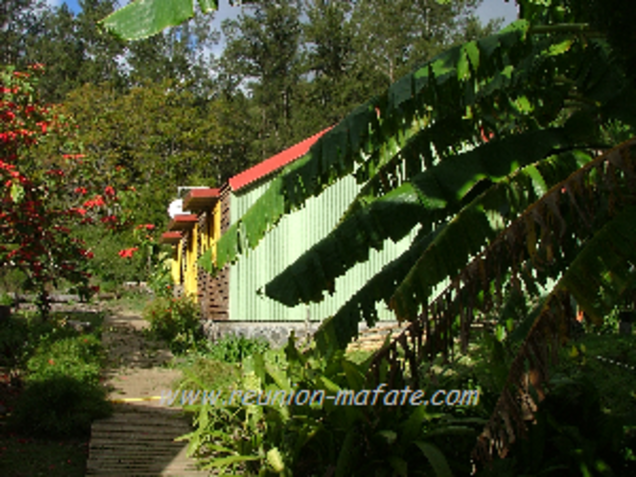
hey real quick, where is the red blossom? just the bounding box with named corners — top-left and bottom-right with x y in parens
top-left (83, 195), bottom-right (105, 208)
top-left (100, 215), bottom-right (117, 225)
top-left (118, 247), bottom-right (139, 258)
top-left (104, 185), bottom-right (115, 196)
top-left (80, 249), bottom-right (94, 259)
top-left (135, 223), bottom-right (155, 230)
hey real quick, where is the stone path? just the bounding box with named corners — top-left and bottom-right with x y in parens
top-left (86, 308), bottom-right (208, 476)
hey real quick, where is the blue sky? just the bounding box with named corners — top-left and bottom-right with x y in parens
top-left (47, 0), bottom-right (518, 30)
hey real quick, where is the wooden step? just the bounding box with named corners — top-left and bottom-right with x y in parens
top-left (86, 407), bottom-right (208, 476)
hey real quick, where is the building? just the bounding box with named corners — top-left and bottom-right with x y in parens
top-left (161, 130), bottom-right (418, 340)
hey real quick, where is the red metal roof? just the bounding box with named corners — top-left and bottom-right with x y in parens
top-left (228, 128), bottom-right (331, 191)
top-left (182, 188), bottom-right (220, 211)
top-left (167, 214), bottom-right (198, 231)
top-left (160, 231), bottom-right (182, 244)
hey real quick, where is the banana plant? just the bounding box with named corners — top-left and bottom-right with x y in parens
top-left (104, 0), bottom-right (636, 464)
top-left (196, 2), bottom-right (636, 462)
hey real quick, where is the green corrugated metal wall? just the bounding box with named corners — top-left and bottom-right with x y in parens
top-left (228, 174), bottom-right (420, 322)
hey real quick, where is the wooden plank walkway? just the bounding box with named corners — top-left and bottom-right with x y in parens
top-left (86, 402), bottom-right (208, 476)
top-left (86, 308), bottom-right (209, 476)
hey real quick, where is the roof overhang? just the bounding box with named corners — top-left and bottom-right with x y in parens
top-left (160, 231), bottom-right (182, 244)
top-left (182, 188), bottom-right (220, 212)
top-left (167, 214), bottom-right (198, 231)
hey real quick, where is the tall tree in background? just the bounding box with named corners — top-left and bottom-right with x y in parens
top-left (350, 0), bottom-right (501, 88)
top-left (26, 0), bottom-right (127, 102)
top-left (126, 12), bottom-right (219, 96)
top-left (0, 0), bottom-right (46, 66)
top-left (220, 0), bottom-right (304, 159)
top-left (218, 0), bottom-right (502, 162)
top-left (300, 0), bottom-right (359, 129)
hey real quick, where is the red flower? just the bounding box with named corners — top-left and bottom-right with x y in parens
top-left (83, 195), bottom-right (105, 208)
top-left (118, 247), bottom-right (138, 258)
top-left (135, 223), bottom-right (155, 230)
top-left (104, 185), bottom-right (115, 196)
top-left (80, 249), bottom-right (94, 259)
top-left (74, 187), bottom-right (87, 195)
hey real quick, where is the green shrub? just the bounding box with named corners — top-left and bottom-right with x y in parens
top-left (0, 314), bottom-right (29, 367)
top-left (8, 318), bottom-right (111, 438)
top-left (0, 312), bottom-right (91, 368)
top-left (25, 335), bottom-right (104, 385)
top-left (147, 252), bottom-right (174, 298)
top-left (176, 356), bottom-right (239, 392)
top-left (9, 376), bottom-right (112, 438)
top-left (143, 295), bottom-right (203, 354)
top-left (203, 334), bottom-right (270, 364)
top-left (181, 336), bottom-right (475, 476)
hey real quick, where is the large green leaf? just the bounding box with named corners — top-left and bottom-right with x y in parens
top-left (414, 441), bottom-right (454, 477)
top-left (101, 0), bottom-right (196, 41)
top-left (562, 203), bottom-right (636, 321)
top-left (101, 0), bottom-right (226, 41)
top-left (263, 128), bottom-right (572, 308)
top-left (314, 150), bottom-right (592, 351)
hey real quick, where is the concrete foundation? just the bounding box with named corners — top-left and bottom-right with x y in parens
top-left (201, 320), bottom-right (320, 348)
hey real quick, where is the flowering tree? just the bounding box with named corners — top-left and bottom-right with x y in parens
top-left (0, 65), bottom-right (121, 317)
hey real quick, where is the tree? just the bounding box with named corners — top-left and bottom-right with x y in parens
top-left (62, 80), bottom-right (255, 225)
top-left (25, 0), bottom-right (127, 102)
top-left (220, 0), bottom-right (304, 159)
top-left (349, 0), bottom-right (500, 87)
top-left (297, 0), bottom-right (362, 129)
top-left (126, 12), bottom-right (219, 95)
top-left (0, 0), bottom-right (46, 66)
top-left (0, 65), bottom-right (120, 316)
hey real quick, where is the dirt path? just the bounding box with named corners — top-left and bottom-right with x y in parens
top-left (86, 306), bottom-right (208, 476)
top-left (100, 307), bottom-right (181, 404)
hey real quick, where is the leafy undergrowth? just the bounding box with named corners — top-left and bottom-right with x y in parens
top-left (0, 381), bottom-right (89, 477)
top-left (0, 309), bottom-right (112, 476)
top-left (0, 429), bottom-right (89, 477)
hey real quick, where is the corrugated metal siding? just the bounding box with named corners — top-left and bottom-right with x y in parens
top-left (228, 175), bottom-right (419, 322)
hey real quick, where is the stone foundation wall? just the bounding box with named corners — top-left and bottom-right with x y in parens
top-left (201, 320), bottom-right (320, 348)
top-left (200, 320), bottom-right (403, 349)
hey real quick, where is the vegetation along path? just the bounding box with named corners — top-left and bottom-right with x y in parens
top-left (86, 307), bottom-right (206, 476)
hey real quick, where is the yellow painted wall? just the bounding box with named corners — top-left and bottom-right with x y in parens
top-left (184, 224), bottom-right (198, 301)
top-left (167, 200), bottom-right (222, 301)
top-left (170, 246), bottom-right (180, 284)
